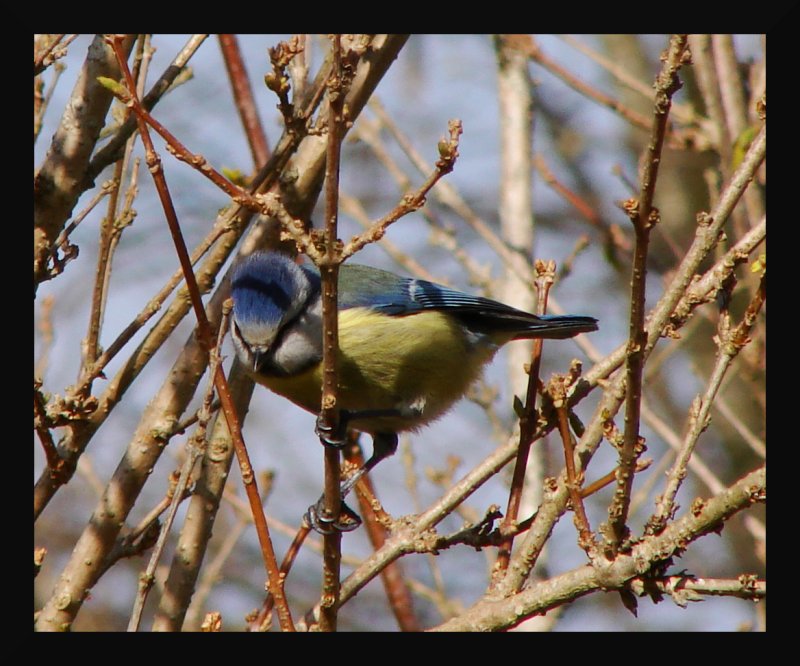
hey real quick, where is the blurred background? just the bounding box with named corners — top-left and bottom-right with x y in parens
top-left (34, 34), bottom-right (765, 631)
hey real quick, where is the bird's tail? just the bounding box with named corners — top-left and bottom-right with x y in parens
top-left (512, 314), bottom-right (598, 340)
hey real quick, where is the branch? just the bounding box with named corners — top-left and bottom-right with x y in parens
top-left (127, 301), bottom-right (230, 631)
top-left (317, 34), bottom-right (346, 633)
top-left (35, 35), bottom-right (412, 633)
top-left (218, 34), bottom-right (270, 167)
top-left (494, 262), bottom-right (551, 576)
top-left (647, 271), bottom-right (765, 535)
top-left (34, 34), bottom-right (135, 293)
top-left (432, 466), bottom-right (765, 631)
top-left (605, 35), bottom-right (689, 552)
top-left (85, 35), bottom-right (209, 188)
top-left (341, 120), bottom-right (461, 259)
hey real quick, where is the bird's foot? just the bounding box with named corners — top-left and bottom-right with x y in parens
top-left (315, 409), bottom-right (361, 449)
top-left (315, 412), bottom-right (349, 449)
top-left (305, 496), bottom-right (362, 534)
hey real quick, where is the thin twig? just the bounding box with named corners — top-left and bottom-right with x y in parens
top-left (687, 35), bottom-right (727, 156)
top-left (218, 34), bottom-right (270, 167)
top-left (34, 46), bottom-right (66, 143)
top-left (712, 34), bottom-right (765, 229)
top-left (712, 35), bottom-right (749, 147)
top-left (494, 262), bottom-right (552, 576)
top-left (249, 521), bottom-right (311, 631)
top-left (33, 382), bottom-right (67, 487)
top-left (714, 394), bottom-right (765, 459)
top-left (46, 179), bottom-right (117, 285)
top-left (433, 466), bottom-right (765, 631)
top-left (83, 155), bottom-right (141, 375)
top-left (82, 164), bottom-right (124, 371)
top-left (126, 305), bottom-right (228, 631)
top-left (86, 34), bottom-right (210, 188)
top-left (670, 216), bottom-right (766, 328)
top-left (522, 36), bottom-right (655, 137)
top-left (628, 574), bottom-right (765, 603)
top-left (646, 272), bottom-right (765, 535)
top-left (605, 35), bottom-right (689, 553)
top-left (341, 120), bottom-right (462, 259)
top-left (557, 34), bottom-right (709, 140)
top-left (33, 34), bottom-right (78, 76)
top-left (534, 154), bottom-right (631, 265)
top-left (287, 35), bottom-right (310, 102)
top-left (552, 368), bottom-right (597, 556)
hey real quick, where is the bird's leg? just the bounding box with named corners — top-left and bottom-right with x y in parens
top-left (340, 431), bottom-right (399, 497)
top-left (306, 429), bottom-right (399, 534)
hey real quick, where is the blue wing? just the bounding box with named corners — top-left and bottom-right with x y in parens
top-left (338, 264), bottom-right (597, 340)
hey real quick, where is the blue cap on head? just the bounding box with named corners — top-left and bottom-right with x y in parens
top-left (231, 252), bottom-right (317, 331)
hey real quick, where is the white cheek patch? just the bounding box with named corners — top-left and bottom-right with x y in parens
top-left (270, 300), bottom-right (323, 374)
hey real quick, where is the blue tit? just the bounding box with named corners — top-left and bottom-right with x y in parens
top-left (230, 250), bottom-right (597, 532)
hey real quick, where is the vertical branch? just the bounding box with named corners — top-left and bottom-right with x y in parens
top-left (81, 33), bottom-right (153, 370)
top-left (494, 263), bottom-right (551, 577)
top-left (712, 34), bottom-right (764, 229)
top-left (218, 34), bottom-right (270, 167)
top-left (492, 34), bottom-right (540, 580)
top-left (82, 162), bottom-right (124, 372)
top-left (605, 34), bottom-right (689, 553)
top-left (494, 34), bottom-right (536, 307)
top-left (317, 34), bottom-right (345, 633)
top-left (712, 35), bottom-right (748, 146)
top-left (551, 367), bottom-right (597, 555)
top-left (687, 35), bottom-right (729, 160)
top-left (82, 112), bottom-right (143, 379)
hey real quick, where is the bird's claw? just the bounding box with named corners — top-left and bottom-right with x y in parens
top-left (305, 496), bottom-right (362, 534)
top-left (315, 413), bottom-right (349, 449)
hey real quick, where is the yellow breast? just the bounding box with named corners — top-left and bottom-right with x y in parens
top-left (259, 309), bottom-right (498, 433)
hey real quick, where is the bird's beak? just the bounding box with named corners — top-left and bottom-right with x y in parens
top-left (252, 349), bottom-right (266, 373)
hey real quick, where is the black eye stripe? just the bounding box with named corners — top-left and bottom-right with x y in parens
top-left (232, 272), bottom-right (321, 377)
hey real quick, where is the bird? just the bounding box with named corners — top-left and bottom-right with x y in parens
top-left (230, 250), bottom-right (598, 533)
